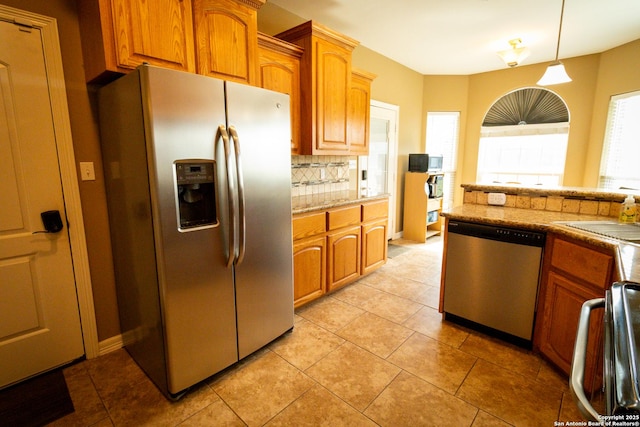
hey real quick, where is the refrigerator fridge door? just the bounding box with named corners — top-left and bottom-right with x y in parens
top-left (225, 81), bottom-right (294, 358)
top-left (141, 66), bottom-right (238, 394)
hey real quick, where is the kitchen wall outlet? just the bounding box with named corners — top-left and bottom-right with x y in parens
top-left (320, 168), bottom-right (326, 180)
top-left (79, 161), bottom-right (96, 181)
top-left (488, 192), bottom-right (506, 205)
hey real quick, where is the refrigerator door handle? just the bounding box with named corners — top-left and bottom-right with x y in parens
top-left (216, 125), bottom-right (236, 268)
top-left (229, 126), bottom-right (246, 265)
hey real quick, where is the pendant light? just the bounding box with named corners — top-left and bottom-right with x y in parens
top-left (537, 0), bottom-right (572, 85)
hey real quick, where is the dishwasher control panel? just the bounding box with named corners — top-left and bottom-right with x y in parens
top-left (448, 220), bottom-right (545, 247)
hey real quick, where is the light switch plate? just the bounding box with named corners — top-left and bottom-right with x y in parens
top-left (488, 192), bottom-right (506, 205)
top-left (79, 161), bottom-right (96, 181)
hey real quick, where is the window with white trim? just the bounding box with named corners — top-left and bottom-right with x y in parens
top-left (426, 112), bottom-right (459, 210)
top-left (599, 91), bottom-right (640, 191)
top-left (477, 123), bottom-right (569, 186)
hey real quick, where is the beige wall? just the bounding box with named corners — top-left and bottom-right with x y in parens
top-left (422, 75), bottom-right (470, 206)
top-left (462, 54), bottom-right (600, 189)
top-left (351, 46), bottom-right (424, 233)
top-left (584, 39), bottom-right (640, 187)
top-left (422, 41), bottom-right (640, 206)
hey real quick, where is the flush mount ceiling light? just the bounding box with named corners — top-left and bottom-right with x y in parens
top-left (537, 0), bottom-right (572, 85)
top-left (497, 38), bottom-right (530, 68)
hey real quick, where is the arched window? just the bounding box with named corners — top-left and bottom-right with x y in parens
top-left (477, 88), bottom-right (570, 186)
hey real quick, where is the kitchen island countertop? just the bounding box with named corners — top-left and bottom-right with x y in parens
top-left (442, 203), bottom-right (640, 283)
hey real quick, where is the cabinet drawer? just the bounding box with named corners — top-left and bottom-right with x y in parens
top-left (327, 205), bottom-right (361, 230)
top-left (293, 211), bottom-right (326, 240)
top-left (362, 200), bottom-right (388, 222)
top-left (550, 238), bottom-right (613, 289)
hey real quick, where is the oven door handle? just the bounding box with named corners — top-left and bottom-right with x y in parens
top-left (570, 297), bottom-right (605, 422)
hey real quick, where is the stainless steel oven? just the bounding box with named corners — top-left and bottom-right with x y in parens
top-left (571, 281), bottom-right (640, 421)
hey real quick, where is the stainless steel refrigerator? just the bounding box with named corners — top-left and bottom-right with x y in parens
top-left (98, 65), bottom-right (294, 399)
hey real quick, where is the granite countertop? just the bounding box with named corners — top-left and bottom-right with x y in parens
top-left (461, 183), bottom-right (639, 202)
top-left (442, 204), bottom-right (640, 283)
top-left (291, 190), bottom-right (389, 214)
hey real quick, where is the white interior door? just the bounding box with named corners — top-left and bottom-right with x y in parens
top-left (0, 18), bottom-right (84, 388)
top-left (359, 101), bottom-right (399, 240)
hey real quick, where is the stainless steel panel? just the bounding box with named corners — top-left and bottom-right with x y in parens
top-left (225, 81), bottom-right (294, 358)
top-left (570, 297), bottom-right (606, 421)
top-left (608, 282), bottom-right (640, 415)
top-left (443, 231), bottom-right (542, 340)
top-left (562, 221), bottom-right (640, 242)
top-left (99, 70), bottom-right (168, 395)
top-left (141, 66), bottom-right (238, 394)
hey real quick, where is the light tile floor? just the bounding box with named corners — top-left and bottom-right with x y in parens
top-left (50, 237), bottom-right (590, 426)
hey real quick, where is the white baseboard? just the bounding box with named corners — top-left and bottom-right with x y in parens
top-left (98, 335), bottom-right (124, 356)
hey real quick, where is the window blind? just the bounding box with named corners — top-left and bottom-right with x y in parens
top-left (426, 112), bottom-right (460, 210)
top-left (599, 91), bottom-right (640, 191)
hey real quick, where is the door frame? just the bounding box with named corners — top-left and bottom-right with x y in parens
top-left (0, 6), bottom-right (99, 358)
top-left (370, 100), bottom-right (399, 239)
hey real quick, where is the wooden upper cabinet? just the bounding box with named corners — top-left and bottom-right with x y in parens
top-left (193, 0), bottom-right (264, 85)
top-left (257, 33), bottom-right (303, 154)
top-left (348, 68), bottom-right (376, 155)
top-left (276, 21), bottom-right (359, 155)
top-left (77, 0), bottom-right (196, 83)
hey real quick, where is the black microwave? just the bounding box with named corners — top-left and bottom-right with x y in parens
top-left (408, 154), bottom-right (443, 172)
top-left (408, 154), bottom-right (428, 172)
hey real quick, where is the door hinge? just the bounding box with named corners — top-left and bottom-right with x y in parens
top-left (13, 17), bottom-right (34, 32)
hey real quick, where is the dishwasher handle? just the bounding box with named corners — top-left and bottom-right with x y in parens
top-left (570, 297), bottom-right (605, 422)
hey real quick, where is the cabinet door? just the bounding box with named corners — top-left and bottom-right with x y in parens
top-left (348, 70), bottom-right (374, 155)
top-left (112, 0), bottom-right (195, 71)
top-left (293, 235), bottom-right (326, 308)
top-left (315, 39), bottom-right (351, 153)
top-left (362, 219), bottom-right (387, 275)
top-left (78, 0), bottom-right (195, 82)
top-left (537, 271), bottom-right (603, 392)
top-left (193, 0), bottom-right (259, 85)
top-left (327, 225), bottom-right (361, 292)
top-left (257, 38), bottom-right (302, 154)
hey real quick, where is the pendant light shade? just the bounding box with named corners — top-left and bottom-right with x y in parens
top-left (538, 0), bottom-right (572, 86)
top-left (537, 61), bottom-right (572, 85)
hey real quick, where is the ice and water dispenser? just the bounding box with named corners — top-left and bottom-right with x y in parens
top-left (175, 160), bottom-right (217, 230)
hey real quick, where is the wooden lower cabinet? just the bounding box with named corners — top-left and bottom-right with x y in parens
top-left (293, 235), bottom-right (326, 308)
top-left (292, 199), bottom-right (388, 307)
top-left (362, 219), bottom-right (387, 275)
top-left (534, 234), bottom-right (615, 393)
top-left (537, 271), bottom-right (603, 390)
top-left (327, 225), bottom-right (361, 292)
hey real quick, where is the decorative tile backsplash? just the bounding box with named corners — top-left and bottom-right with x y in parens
top-left (291, 155), bottom-right (352, 197)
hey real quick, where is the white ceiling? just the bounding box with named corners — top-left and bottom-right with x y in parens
top-left (267, 0), bottom-right (640, 75)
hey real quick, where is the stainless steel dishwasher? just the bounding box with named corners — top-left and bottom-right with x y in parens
top-left (443, 220), bottom-right (545, 347)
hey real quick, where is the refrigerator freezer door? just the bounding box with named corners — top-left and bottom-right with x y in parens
top-left (141, 66), bottom-right (238, 394)
top-left (225, 81), bottom-right (294, 358)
